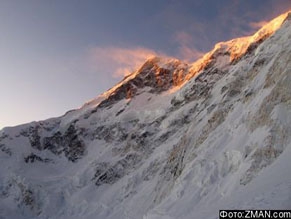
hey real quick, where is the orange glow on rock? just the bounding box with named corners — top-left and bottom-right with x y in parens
top-left (86, 11), bottom-right (291, 104)
top-left (186, 10), bottom-right (291, 81)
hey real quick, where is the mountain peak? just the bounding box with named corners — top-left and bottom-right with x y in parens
top-left (252, 10), bottom-right (291, 40)
top-left (82, 10), bottom-right (291, 113)
top-left (1, 10), bottom-right (291, 219)
top-left (186, 10), bottom-right (291, 80)
top-left (87, 56), bottom-right (188, 108)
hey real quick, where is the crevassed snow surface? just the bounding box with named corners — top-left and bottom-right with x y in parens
top-left (0, 12), bottom-right (291, 219)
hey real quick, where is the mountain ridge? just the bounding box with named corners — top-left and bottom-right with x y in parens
top-left (1, 11), bottom-right (291, 219)
top-left (73, 10), bottom-right (291, 117)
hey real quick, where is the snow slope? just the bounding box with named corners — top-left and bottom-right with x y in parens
top-left (0, 11), bottom-right (291, 219)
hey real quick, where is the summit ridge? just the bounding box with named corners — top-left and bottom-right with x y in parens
top-left (1, 10), bottom-right (291, 219)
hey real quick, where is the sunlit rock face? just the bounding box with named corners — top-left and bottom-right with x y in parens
top-left (1, 11), bottom-right (291, 219)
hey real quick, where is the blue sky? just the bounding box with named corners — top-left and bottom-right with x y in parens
top-left (1, 0), bottom-right (291, 128)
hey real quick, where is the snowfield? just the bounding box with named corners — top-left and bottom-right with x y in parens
top-left (0, 11), bottom-right (291, 219)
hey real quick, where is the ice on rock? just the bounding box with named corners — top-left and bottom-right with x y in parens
top-left (1, 11), bottom-right (291, 219)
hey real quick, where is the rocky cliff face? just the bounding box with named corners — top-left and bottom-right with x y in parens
top-left (1, 11), bottom-right (291, 219)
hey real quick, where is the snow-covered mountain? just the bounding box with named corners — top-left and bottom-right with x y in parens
top-left (1, 11), bottom-right (291, 219)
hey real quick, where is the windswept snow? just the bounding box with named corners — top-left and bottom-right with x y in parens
top-left (1, 11), bottom-right (291, 219)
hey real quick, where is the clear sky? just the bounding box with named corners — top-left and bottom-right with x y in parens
top-left (1, 0), bottom-right (291, 129)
